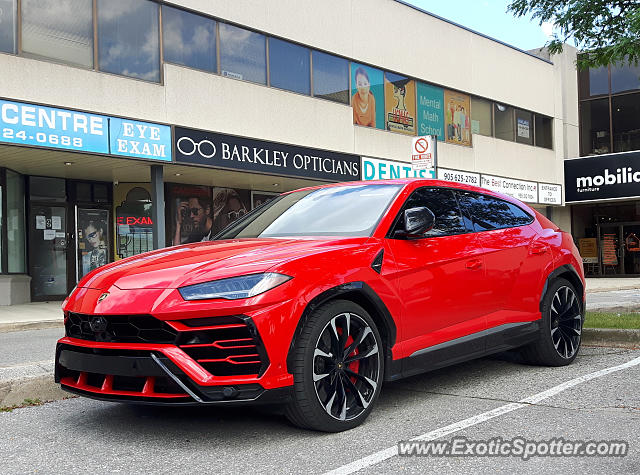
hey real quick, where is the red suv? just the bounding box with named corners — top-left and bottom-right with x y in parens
top-left (55, 179), bottom-right (585, 432)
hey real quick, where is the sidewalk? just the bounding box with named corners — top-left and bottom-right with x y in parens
top-left (0, 302), bottom-right (63, 332)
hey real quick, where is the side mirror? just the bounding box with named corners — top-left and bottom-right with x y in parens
top-left (404, 207), bottom-right (435, 237)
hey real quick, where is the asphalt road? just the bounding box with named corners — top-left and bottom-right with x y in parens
top-left (2, 346), bottom-right (638, 474)
top-left (0, 327), bottom-right (63, 367)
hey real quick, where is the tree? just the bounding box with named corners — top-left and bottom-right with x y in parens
top-left (508, 0), bottom-right (640, 70)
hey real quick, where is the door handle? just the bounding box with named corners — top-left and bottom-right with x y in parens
top-left (530, 241), bottom-right (548, 255)
top-left (466, 258), bottom-right (482, 270)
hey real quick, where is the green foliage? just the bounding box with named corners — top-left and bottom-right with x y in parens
top-left (508, 0), bottom-right (640, 69)
top-left (584, 311), bottom-right (640, 329)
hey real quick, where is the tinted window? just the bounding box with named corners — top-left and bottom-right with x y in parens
top-left (394, 188), bottom-right (466, 237)
top-left (457, 192), bottom-right (532, 231)
top-left (22, 0), bottom-right (93, 67)
top-left (611, 61), bottom-right (640, 93)
top-left (312, 50), bottom-right (348, 104)
top-left (494, 103), bottom-right (515, 141)
top-left (162, 6), bottom-right (216, 73)
top-left (471, 96), bottom-right (492, 136)
top-left (515, 109), bottom-right (533, 145)
top-left (613, 93), bottom-right (640, 153)
top-left (269, 37), bottom-right (310, 94)
top-left (0, 0), bottom-right (17, 54)
top-left (219, 23), bottom-right (266, 84)
top-left (98, 0), bottom-right (160, 82)
top-left (580, 98), bottom-right (610, 155)
top-left (535, 115), bottom-right (553, 149)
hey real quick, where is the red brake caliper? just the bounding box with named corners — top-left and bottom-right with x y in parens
top-left (344, 334), bottom-right (360, 381)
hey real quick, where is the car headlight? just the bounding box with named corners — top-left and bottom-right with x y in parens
top-left (178, 273), bottom-right (292, 301)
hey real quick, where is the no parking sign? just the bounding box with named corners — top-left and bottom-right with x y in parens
top-left (411, 135), bottom-right (437, 172)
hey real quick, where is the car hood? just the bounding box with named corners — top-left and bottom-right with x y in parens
top-left (79, 237), bottom-right (368, 290)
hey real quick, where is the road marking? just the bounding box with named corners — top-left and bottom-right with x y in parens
top-left (324, 355), bottom-right (640, 475)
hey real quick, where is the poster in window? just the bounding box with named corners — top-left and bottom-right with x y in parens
top-left (384, 72), bottom-right (416, 135)
top-left (444, 90), bottom-right (472, 147)
top-left (417, 82), bottom-right (444, 140)
top-left (168, 184), bottom-right (213, 245)
top-left (114, 183), bottom-right (153, 260)
top-left (212, 188), bottom-right (251, 236)
top-left (351, 62), bottom-right (384, 130)
top-left (251, 190), bottom-right (279, 209)
top-left (77, 208), bottom-right (109, 280)
top-left (517, 118), bottom-right (530, 139)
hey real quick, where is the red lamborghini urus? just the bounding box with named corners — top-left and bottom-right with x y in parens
top-left (56, 179), bottom-right (585, 432)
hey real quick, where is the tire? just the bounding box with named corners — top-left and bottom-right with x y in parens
top-left (285, 299), bottom-right (384, 432)
top-left (519, 277), bottom-right (584, 366)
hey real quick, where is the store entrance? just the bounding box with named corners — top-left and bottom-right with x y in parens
top-left (598, 222), bottom-right (640, 275)
top-left (28, 204), bottom-right (71, 300)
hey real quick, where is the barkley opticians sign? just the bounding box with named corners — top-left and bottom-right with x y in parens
top-left (174, 127), bottom-right (360, 181)
top-left (0, 99), bottom-right (171, 161)
top-left (565, 151), bottom-right (640, 202)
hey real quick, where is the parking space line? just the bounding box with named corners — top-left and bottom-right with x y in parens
top-left (324, 354), bottom-right (640, 475)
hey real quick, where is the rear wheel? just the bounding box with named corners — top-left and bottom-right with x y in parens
top-left (285, 300), bottom-right (384, 432)
top-left (520, 278), bottom-right (583, 366)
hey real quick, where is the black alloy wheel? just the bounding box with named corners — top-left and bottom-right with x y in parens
top-left (550, 285), bottom-right (582, 359)
top-left (285, 299), bottom-right (384, 432)
top-left (312, 312), bottom-right (380, 421)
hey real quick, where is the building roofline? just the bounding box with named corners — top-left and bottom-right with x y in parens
top-left (393, 0), bottom-right (553, 65)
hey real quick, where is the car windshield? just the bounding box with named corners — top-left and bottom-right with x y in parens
top-left (214, 184), bottom-right (402, 239)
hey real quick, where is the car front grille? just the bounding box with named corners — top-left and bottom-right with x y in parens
top-left (65, 312), bottom-right (178, 344)
top-left (64, 313), bottom-right (269, 377)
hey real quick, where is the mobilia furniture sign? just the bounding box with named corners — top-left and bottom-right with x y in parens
top-left (174, 126), bottom-right (360, 182)
top-left (565, 151), bottom-right (640, 202)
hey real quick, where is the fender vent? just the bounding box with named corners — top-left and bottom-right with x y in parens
top-left (371, 249), bottom-right (384, 274)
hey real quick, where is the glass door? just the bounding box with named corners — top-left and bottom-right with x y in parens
top-left (599, 225), bottom-right (622, 275)
top-left (29, 205), bottom-right (69, 300)
top-left (77, 208), bottom-right (110, 281)
top-left (623, 223), bottom-right (640, 275)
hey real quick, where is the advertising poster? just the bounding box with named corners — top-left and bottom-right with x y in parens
top-left (351, 62), bottom-right (384, 130)
top-left (168, 184), bottom-right (213, 245)
top-left (212, 188), bottom-right (251, 235)
top-left (384, 72), bottom-right (416, 135)
top-left (579, 238), bottom-right (598, 264)
top-left (417, 82), bottom-right (445, 141)
top-left (251, 191), bottom-right (279, 209)
top-left (113, 183), bottom-right (153, 260)
top-left (444, 90), bottom-right (472, 147)
top-left (77, 208), bottom-right (109, 280)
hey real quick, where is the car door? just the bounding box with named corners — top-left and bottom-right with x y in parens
top-left (456, 191), bottom-right (546, 330)
top-left (385, 187), bottom-right (492, 359)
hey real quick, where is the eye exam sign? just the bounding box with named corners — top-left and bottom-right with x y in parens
top-left (0, 99), bottom-right (172, 161)
top-left (174, 126), bottom-right (360, 182)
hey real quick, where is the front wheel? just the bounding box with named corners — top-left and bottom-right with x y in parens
top-left (285, 300), bottom-right (384, 432)
top-left (520, 277), bottom-right (584, 366)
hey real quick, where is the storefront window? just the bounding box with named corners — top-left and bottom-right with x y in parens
top-left (114, 184), bottom-right (153, 260)
top-left (580, 98), bottom-right (610, 155)
top-left (0, 0), bottom-right (16, 54)
top-left (219, 23), bottom-right (266, 84)
top-left (535, 114), bottom-right (553, 149)
top-left (494, 103), bottom-right (515, 141)
top-left (268, 38), bottom-right (310, 95)
top-left (312, 50), bottom-right (348, 104)
top-left (22, 0), bottom-right (93, 68)
top-left (613, 93), bottom-right (640, 153)
top-left (162, 6), bottom-right (216, 73)
top-left (470, 96), bottom-right (492, 137)
top-left (515, 109), bottom-right (533, 145)
top-left (7, 170), bottom-right (26, 273)
top-left (97, 0), bottom-right (160, 82)
top-left (611, 60), bottom-right (640, 94)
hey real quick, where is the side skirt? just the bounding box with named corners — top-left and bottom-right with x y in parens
top-left (385, 321), bottom-right (541, 381)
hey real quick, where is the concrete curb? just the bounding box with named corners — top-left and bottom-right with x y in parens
top-left (586, 305), bottom-right (640, 314)
top-left (0, 361), bottom-right (69, 408)
top-left (582, 328), bottom-right (640, 349)
top-left (0, 320), bottom-right (63, 333)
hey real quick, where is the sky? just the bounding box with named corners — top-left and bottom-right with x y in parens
top-left (403, 0), bottom-right (558, 51)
